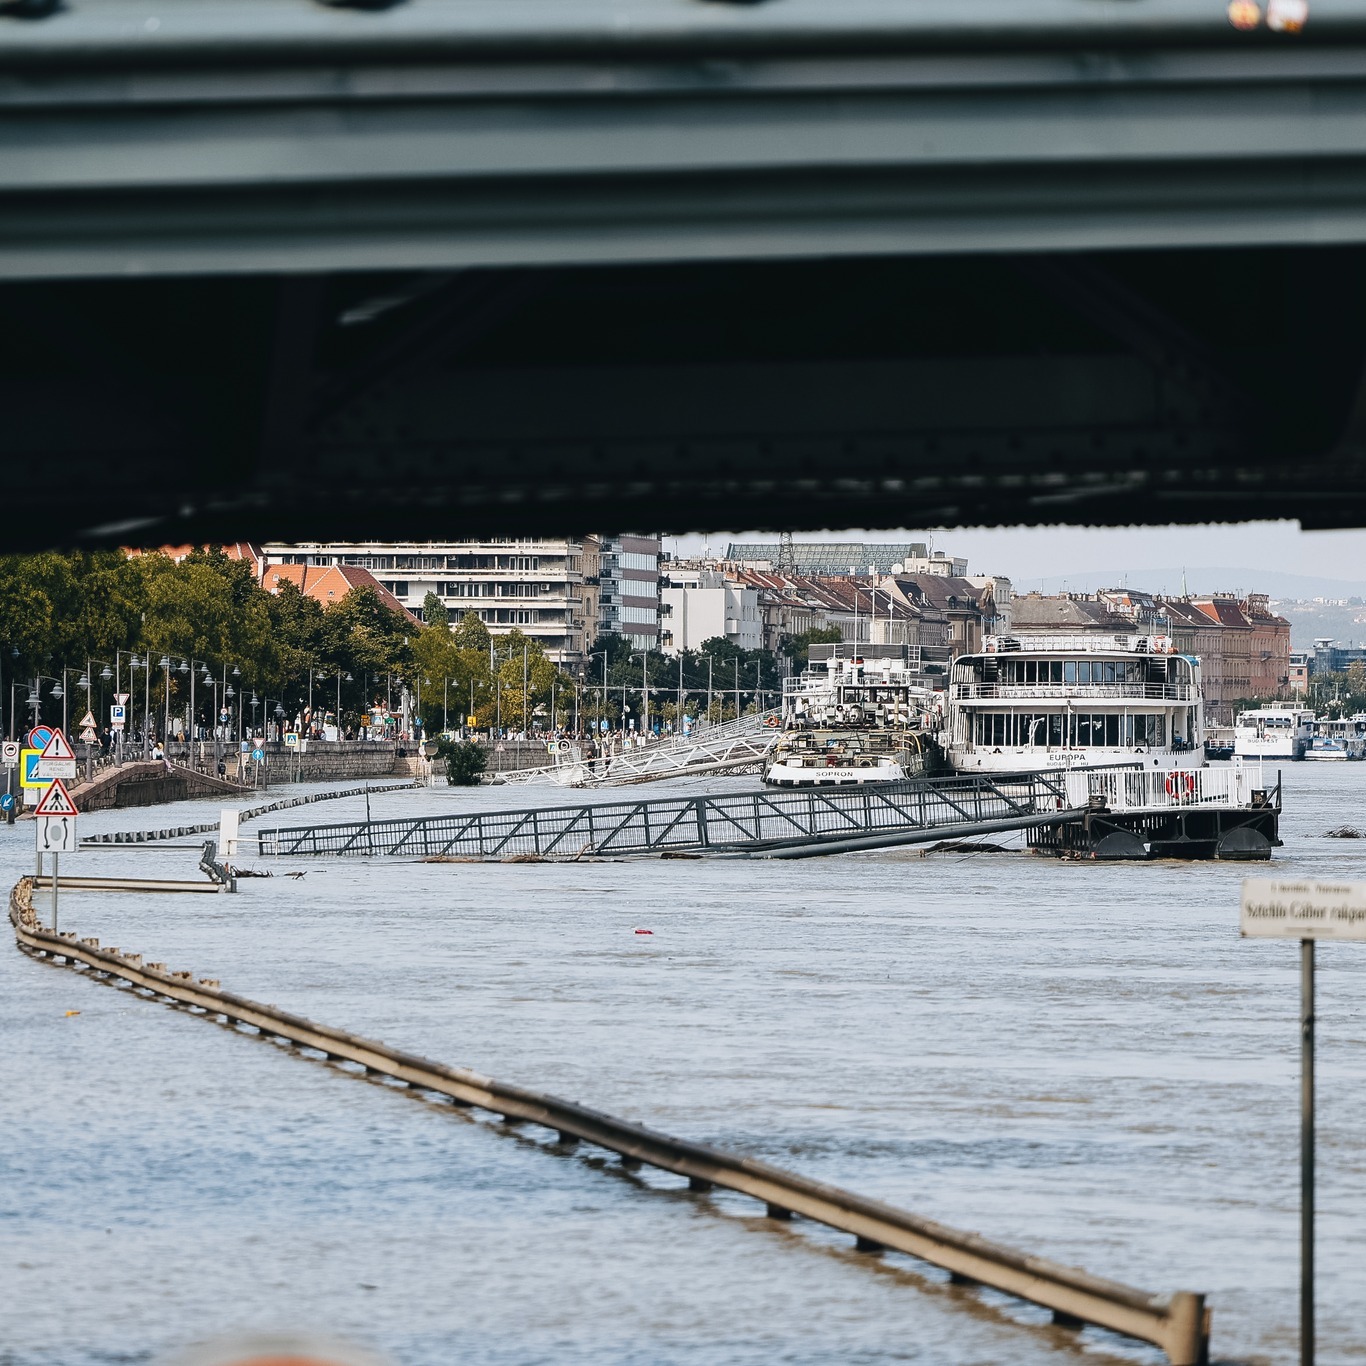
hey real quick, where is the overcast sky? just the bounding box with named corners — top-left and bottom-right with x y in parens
top-left (670, 520), bottom-right (1366, 589)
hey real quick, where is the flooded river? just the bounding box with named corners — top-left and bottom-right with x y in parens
top-left (1, 765), bottom-right (1364, 1366)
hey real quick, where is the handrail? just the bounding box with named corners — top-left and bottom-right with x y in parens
top-left (256, 772), bottom-right (1076, 859)
top-left (950, 683), bottom-right (1196, 702)
top-left (7, 876), bottom-right (1209, 1366)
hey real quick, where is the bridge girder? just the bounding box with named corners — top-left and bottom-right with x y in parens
top-left (5, 2), bottom-right (1366, 544)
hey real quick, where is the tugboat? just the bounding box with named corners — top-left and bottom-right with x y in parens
top-left (764, 645), bottom-right (938, 787)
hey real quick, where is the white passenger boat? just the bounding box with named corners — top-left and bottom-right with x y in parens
top-left (1304, 715), bottom-right (1366, 760)
top-left (764, 647), bottom-right (935, 787)
top-left (1233, 707), bottom-right (1315, 761)
top-left (944, 634), bottom-right (1202, 774)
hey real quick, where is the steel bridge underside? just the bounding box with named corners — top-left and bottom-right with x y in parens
top-left (8, 1), bottom-right (1366, 547)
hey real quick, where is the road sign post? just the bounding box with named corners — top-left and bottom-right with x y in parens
top-left (1241, 878), bottom-right (1366, 1366)
top-left (34, 778), bottom-right (79, 931)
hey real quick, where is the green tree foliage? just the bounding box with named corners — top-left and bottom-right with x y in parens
top-left (433, 736), bottom-right (488, 785)
top-left (782, 625), bottom-right (843, 670)
top-left (0, 549), bottom-right (420, 736)
top-left (422, 591), bottom-right (449, 627)
top-left (452, 610), bottom-right (491, 652)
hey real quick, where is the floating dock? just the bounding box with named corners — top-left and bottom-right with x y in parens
top-left (1031, 765), bottom-right (1282, 861)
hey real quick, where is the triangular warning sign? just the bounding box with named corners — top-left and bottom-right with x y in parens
top-left (39, 729), bottom-right (76, 761)
top-left (34, 778), bottom-right (78, 816)
top-left (79, 710), bottom-right (96, 730)
top-left (114, 693), bottom-right (129, 705)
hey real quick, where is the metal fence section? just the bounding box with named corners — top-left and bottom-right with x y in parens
top-left (257, 772), bottom-right (1078, 860)
top-left (7, 877), bottom-right (1210, 1366)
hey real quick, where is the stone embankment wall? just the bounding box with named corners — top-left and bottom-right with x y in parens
top-left (68, 762), bottom-right (248, 813)
top-left (480, 741), bottom-right (553, 774)
top-left (168, 740), bottom-right (403, 783)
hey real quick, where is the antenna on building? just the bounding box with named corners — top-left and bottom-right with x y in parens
top-left (778, 531), bottom-right (796, 575)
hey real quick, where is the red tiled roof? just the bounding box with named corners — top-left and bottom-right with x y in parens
top-left (262, 563), bottom-right (421, 623)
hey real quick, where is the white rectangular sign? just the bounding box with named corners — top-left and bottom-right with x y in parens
top-left (37, 814), bottom-right (77, 854)
top-left (1241, 879), bottom-right (1366, 941)
top-left (35, 757), bottom-right (77, 781)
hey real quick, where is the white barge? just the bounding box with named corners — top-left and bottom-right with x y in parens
top-left (945, 634), bottom-right (1202, 775)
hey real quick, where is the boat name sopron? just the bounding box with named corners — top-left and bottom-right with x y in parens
top-left (946, 634), bottom-right (1202, 774)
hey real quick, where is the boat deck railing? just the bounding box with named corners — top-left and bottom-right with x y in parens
top-left (951, 682), bottom-right (1197, 703)
top-left (1064, 764), bottom-right (1277, 813)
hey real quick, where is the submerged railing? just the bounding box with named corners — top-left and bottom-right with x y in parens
top-left (8, 876), bottom-right (1211, 1365)
top-left (257, 772), bottom-right (1077, 860)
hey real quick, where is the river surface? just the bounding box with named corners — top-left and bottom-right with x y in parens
top-left (1, 765), bottom-right (1364, 1366)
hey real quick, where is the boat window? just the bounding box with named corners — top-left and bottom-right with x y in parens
top-left (1063, 662), bottom-right (1077, 684)
top-left (1105, 715), bottom-right (1120, 746)
top-left (1048, 714), bottom-right (1064, 745)
top-left (1104, 661), bottom-right (1118, 683)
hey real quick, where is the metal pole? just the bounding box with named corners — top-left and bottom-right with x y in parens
top-left (51, 851), bottom-right (58, 930)
top-left (1302, 936), bottom-right (1315, 1366)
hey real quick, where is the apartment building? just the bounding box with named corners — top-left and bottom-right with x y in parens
top-left (260, 539), bottom-right (590, 666)
top-left (660, 567), bottom-right (763, 652)
top-left (597, 534), bottom-right (662, 649)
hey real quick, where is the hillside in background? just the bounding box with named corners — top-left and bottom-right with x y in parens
top-left (1032, 567), bottom-right (1366, 601)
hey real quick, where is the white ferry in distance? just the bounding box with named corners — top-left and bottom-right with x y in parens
top-left (944, 634), bottom-right (1202, 774)
top-left (1233, 707), bottom-right (1315, 760)
top-left (1303, 714), bottom-right (1366, 761)
top-left (764, 645), bottom-right (936, 787)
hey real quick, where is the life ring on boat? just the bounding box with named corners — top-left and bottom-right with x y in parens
top-left (1164, 770), bottom-right (1196, 797)
top-left (764, 715), bottom-right (781, 727)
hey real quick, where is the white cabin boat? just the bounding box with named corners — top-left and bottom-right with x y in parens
top-left (765, 646), bottom-right (935, 787)
top-left (944, 634), bottom-right (1202, 774)
top-left (1304, 715), bottom-right (1366, 761)
top-left (1234, 707), bottom-right (1315, 761)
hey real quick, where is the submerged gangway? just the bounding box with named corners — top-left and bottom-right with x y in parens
top-left (497, 710), bottom-right (781, 787)
top-left (257, 771), bottom-right (1082, 860)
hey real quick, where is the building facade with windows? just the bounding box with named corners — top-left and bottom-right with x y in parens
top-left (596, 534), bottom-right (661, 649)
top-left (259, 539), bottom-right (591, 666)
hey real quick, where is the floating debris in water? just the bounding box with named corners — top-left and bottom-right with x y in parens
top-left (634, 928), bottom-right (654, 935)
top-left (1326, 826), bottom-right (1363, 839)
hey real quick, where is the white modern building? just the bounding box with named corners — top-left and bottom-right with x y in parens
top-left (259, 539), bottom-right (591, 666)
top-left (660, 567), bottom-right (763, 654)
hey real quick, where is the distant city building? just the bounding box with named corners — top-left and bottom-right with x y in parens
top-left (1311, 637), bottom-right (1366, 674)
top-left (661, 567), bottom-right (762, 653)
top-left (659, 558), bottom-right (1006, 668)
top-left (1289, 651), bottom-right (1310, 693)
top-left (258, 539), bottom-right (591, 666)
top-left (725, 542), bottom-right (966, 577)
top-left (596, 534), bottom-right (662, 650)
